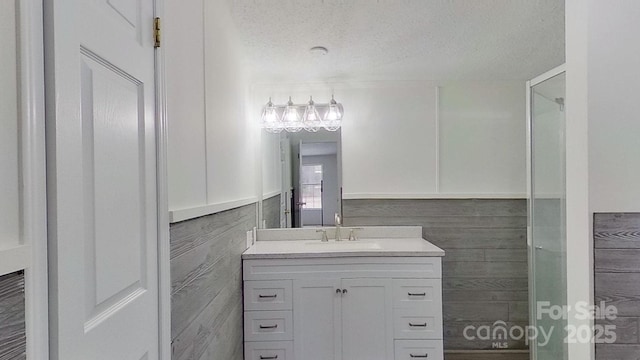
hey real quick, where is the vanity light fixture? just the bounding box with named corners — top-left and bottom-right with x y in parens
top-left (260, 95), bottom-right (344, 132)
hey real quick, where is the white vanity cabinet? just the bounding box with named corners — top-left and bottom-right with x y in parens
top-left (242, 256), bottom-right (444, 360)
top-left (293, 278), bottom-right (393, 360)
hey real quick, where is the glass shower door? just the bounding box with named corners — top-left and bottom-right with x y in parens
top-left (528, 69), bottom-right (567, 360)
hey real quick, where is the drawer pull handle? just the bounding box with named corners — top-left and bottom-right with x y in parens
top-left (260, 356), bottom-right (278, 360)
top-left (409, 322), bottom-right (427, 327)
top-left (410, 354), bottom-right (428, 358)
top-left (259, 324), bottom-right (278, 329)
top-left (408, 292), bottom-right (426, 296)
top-left (258, 294), bottom-right (278, 299)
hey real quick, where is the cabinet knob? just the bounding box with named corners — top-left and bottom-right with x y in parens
top-left (342, 289), bottom-right (348, 294)
top-left (336, 289), bottom-right (342, 294)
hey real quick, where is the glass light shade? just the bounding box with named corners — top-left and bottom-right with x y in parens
top-left (283, 97), bottom-right (303, 132)
top-left (303, 97), bottom-right (322, 132)
top-left (323, 96), bottom-right (343, 131)
top-left (261, 99), bottom-right (283, 133)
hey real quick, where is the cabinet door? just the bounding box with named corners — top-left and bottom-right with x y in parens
top-left (293, 278), bottom-right (342, 360)
top-left (341, 278), bottom-right (393, 360)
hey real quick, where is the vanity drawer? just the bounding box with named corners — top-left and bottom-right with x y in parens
top-left (244, 341), bottom-right (293, 360)
top-left (394, 340), bottom-right (443, 360)
top-left (393, 279), bottom-right (442, 310)
top-left (244, 311), bottom-right (293, 342)
top-left (244, 280), bottom-right (293, 311)
top-left (393, 309), bottom-right (443, 340)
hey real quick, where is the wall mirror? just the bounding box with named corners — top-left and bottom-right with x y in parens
top-left (261, 128), bottom-right (342, 229)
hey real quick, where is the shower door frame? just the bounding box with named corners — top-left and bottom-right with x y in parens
top-left (526, 64), bottom-right (566, 360)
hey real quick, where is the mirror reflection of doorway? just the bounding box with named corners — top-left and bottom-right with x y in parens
top-left (300, 164), bottom-right (324, 226)
top-left (294, 141), bottom-right (340, 227)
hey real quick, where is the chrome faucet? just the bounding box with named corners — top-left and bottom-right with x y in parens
top-left (316, 229), bottom-right (329, 242)
top-left (348, 227), bottom-right (364, 241)
top-left (334, 213), bottom-right (342, 241)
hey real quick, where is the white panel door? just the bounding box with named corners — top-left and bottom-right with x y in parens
top-left (341, 278), bottom-right (393, 360)
top-left (293, 278), bottom-right (342, 360)
top-left (46, 0), bottom-right (158, 358)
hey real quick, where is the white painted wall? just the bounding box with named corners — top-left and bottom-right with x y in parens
top-left (564, 3), bottom-right (640, 359)
top-left (165, 0), bottom-right (207, 210)
top-left (588, 0), bottom-right (640, 213)
top-left (439, 82), bottom-right (526, 195)
top-left (261, 132), bottom-right (281, 197)
top-left (0, 0), bottom-right (19, 248)
top-left (255, 81), bottom-right (526, 200)
top-left (561, 0), bottom-right (640, 358)
top-left (342, 83), bottom-right (439, 197)
top-left (203, 0), bottom-right (257, 207)
top-left (166, 0), bottom-right (259, 219)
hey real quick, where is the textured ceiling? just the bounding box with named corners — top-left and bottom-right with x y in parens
top-left (228, 0), bottom-right (565, 82)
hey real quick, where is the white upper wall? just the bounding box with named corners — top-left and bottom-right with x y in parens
top-left (255, 80), bottom-right (527, 199)
top-left (439, 82), bottom-right (526, 195)
top-left (165, 0), bottom-right (207, 210)
top-left (261, 129), bottom-right (281, 197)
top-left (588, 0), bottom-right (640, 212)
top-left (166, 0), bottom-right (259, 218)
top-left (203, 0), bottom-right (257, 206)
top-left (0, 1), bottom-right (20, 247)
top-left (341, 83), bottom-right (439, 197)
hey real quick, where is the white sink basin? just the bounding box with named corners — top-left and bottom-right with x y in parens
top-left (304, 240), bottom-right (382, 251)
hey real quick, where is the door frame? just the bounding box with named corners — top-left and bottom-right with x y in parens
top-left (154, 0), bottom-right (172, 358)
top-left (20, 0), bottom-right (49, 358)
top-left (27, 0), bottom-right (171, 358)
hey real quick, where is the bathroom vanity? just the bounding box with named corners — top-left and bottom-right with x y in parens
top-left (242, 226), bottom-right (445, 360)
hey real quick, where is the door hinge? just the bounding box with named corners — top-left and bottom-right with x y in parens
top-left (154, 17), bottom-right (161, 48)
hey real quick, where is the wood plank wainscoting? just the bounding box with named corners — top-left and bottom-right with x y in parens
top-left (0, 271), bottom-right (26, 359)
top-left (262, 194), bottom-right (281, 229)
top-left (594, 213), bottom-right (640, 359)
top-left (343, 199), bottom-right (529, 360)
top-left (169, 203), bottom-right (257, 360)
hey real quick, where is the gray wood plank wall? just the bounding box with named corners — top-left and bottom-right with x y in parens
top-left (343, 199), bottom-right (529, 358)
top-left (170, 203), bottom-right (257, 360)
top-left (594, 213), bottom-right (640, 360)
top-left (0, 271), bottom-right (26, 360)
top-left (262, 193), bottom-right (281, 229)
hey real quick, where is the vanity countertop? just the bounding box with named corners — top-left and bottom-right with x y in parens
top-left (242, 237), bottom-right (445, 260)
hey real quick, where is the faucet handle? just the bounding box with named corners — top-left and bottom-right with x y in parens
top-left (348, 227), bottom-right (364, 241)
top-left (316, 229), bottom-right (329, 242)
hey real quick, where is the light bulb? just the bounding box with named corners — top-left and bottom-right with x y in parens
top-left (283, 97), bottom-right (303, 132)
top-left (323, 95), bottom-right (342, 131)
top-left (303, 96), bottom-right (322, 132)
top-left (261, 98), bottom-right (283, 133)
